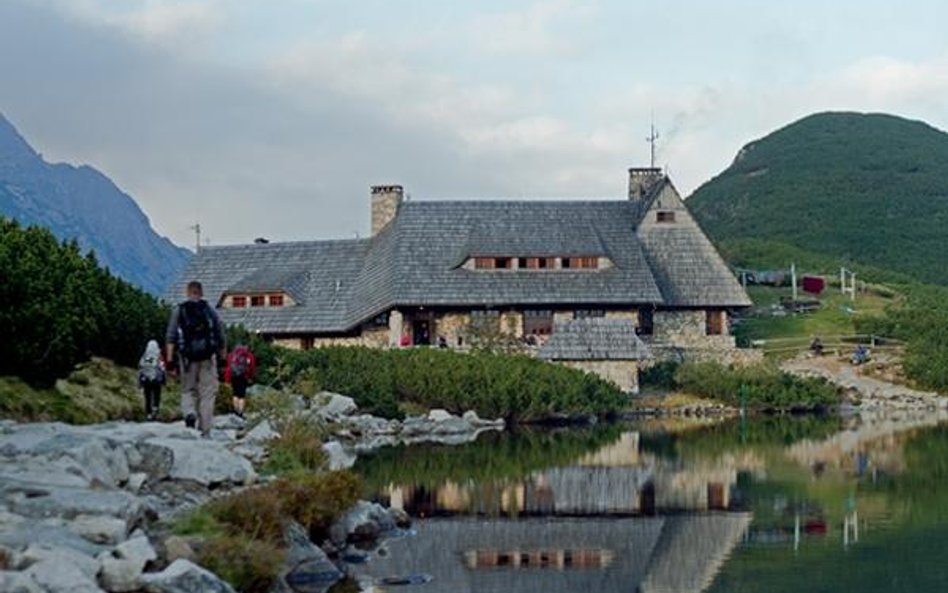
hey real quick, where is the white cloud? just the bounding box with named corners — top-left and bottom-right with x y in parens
top-left (465, 0), bottom-right (598, 58)
top-left (40, 0), bottom-right (223, 45)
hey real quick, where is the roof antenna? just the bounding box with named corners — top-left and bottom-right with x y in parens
top-left (189, 223), bottom-right (202, 253)
top-left (646, 113), bottom-right (660, 168)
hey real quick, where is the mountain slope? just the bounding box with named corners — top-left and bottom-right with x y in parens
top-left (688, 112), bottom-right (948, 284)
top-left (0, 114), bottom-right (189, 294)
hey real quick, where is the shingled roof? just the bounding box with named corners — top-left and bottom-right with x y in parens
top-left (168, 177), bottom-right (750, 334)
top-left (539, 318), bottom-right (650, 361)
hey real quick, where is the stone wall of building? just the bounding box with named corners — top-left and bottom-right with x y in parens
top-left (559, 360), bottom-right (640, 394)
top-left (652, 310), bottom-right (736, 349)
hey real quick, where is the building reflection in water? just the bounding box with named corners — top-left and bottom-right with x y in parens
top-left (352, 431), bottom-right (756, 593)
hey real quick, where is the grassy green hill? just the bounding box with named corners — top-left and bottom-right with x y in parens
top-left (688, 111), bottom-right (948, 284)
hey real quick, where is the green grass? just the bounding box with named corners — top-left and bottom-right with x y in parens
top-left (735, 286), bottom-right (894, 353)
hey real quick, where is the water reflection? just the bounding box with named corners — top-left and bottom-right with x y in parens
top-left (351, 411), bottom-right (948, 593)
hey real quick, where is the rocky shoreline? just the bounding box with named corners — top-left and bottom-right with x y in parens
top-left (0, 391), bottom-right (504, 593)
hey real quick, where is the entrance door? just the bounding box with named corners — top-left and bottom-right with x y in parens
top-left (412, 318), bottom-right (432, 346)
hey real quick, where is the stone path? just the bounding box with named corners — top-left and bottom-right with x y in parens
top-left (781, 355), bottom-right (948, 411)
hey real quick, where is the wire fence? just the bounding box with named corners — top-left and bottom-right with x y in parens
top-left (750, 334), bottom-right (905, 355)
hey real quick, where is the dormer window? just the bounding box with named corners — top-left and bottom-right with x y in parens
top-left (470, 256), bottom-right (603, 271)
top-left (562, 257), bottom-right (599, 269)
top-left (656, 211), bottom-right (676, 223)
top-left (223, 291), bottom-right (293, 308)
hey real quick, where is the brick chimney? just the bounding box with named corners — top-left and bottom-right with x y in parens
top-left (628, 167), bottom-right (663, 200)
top-left (371, 185), bottom-right (404, 236)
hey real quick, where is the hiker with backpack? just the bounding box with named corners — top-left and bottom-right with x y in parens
top-left (165, 281), bottom-right (226, 437)
top-left (138, 340), bottom-right (166, 420)
top-left (224, 344), bottom-right (256, 419)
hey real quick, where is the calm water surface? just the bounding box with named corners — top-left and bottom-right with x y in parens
top-left (349, 412), bottom-right (948, 593)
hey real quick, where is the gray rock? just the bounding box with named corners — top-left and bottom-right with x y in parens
top-left (71, 436), bottom-right (130, 488)
top-left (322, 441), bottom-right (357, 471)
top-left (116, 534), bottom-right (158, 568)
top-left (27, 558), bottom-right (104, 593)
top-left (212, 415), bottom-right (245, 431)
top-left (314, 392), bottom-right (358, 419)
top-left (141, 559), bottom-right (237, 593)
top-left (429, 417), bottom-right (474, 435)
top-left (126, 473), bottom-right (148, 494)
top-left (0, 571), bottom-right (44, 593)
top-left (0, 520), bottom-right (107, 558)
top-left (139, 438), bottom-right (256, 486)
top-left (97, 534), bottom-right (157, 592)
top-left (241, 419), bottom-right (279, 444)
top-left (69, 514), bottom-right (129, 545)
top-left (280, 521), bottom-right (342, 592)
top-left (16, 543), bottom-right (99, 580)
top-left (330, 501), bottom-right (397, 545)
top-left (4, 484), bottom-right (144, 524)
top-left (347, 415), bottom-right (399, 436)
top-left (427, 409), bottom-right (454, 422)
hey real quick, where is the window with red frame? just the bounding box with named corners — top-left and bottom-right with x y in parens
top-left (269, 294), bottom-right (284, 307)
top-left (231, 296), bottom-right (247, 308)
top-left (250, 295), bottom-right (266, 307)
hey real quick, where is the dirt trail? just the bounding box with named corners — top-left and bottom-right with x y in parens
top-left (781, 355), bottom-right (948, 411)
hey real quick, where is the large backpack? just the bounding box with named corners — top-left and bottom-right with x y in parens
top-left (229, 346), bottom-right (251, 379)
top-left (139, 353), bottom-right (165, 384)
top-left (178, 300), bottom-right (218, 362)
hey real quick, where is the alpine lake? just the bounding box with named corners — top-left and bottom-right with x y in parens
top-left (344, 410), bottom-right (948, 593)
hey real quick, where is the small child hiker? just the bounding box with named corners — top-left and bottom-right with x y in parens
top-left (225, 344), bottom-right (256, 419)
top-left (138, 340), bottom-right (166, 421)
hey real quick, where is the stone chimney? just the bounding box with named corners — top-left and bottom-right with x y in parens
top-left (628, 167), bottom-right (663, 200)
top-left (371, 185), bottom-right (404, 236)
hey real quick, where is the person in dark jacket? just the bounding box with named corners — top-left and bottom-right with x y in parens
top-left (224, 344), bottom-right (256, 419)
top-left (166, 281), bottom-right (226, 437)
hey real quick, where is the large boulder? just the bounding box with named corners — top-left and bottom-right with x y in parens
top-left (137, 438), bottom-right (255, 486)
top-left (15, 543), bottom-right (100, 580)
top-left (97, 534), bottom-right (158, 592)
top-left (4, 484), bottom-right (145, 525)
top-left (141, 559), bottom-right (237, 593)
top-left (0, 571), bottom-right (44, 593)
top-left (278, 521), bottom-right (343, 592)
top-left (330, 502), bottom-right (397, 545)
top-left (313, 392), bottom-right (358, 420)
top-left (26, 558), bottom-right (105, 593)
top-left (69, 514), bottom-right (130, 546)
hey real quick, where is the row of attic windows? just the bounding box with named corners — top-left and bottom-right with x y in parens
top-left (473, 256), bottom-right (602, 270)
top-left (229, 293), bottom-right (285, 308)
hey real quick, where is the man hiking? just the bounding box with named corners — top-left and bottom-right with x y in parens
top-left (166, 281), bottom-right (226, 437)
top-left (224, 344), bottom-right (256, 419)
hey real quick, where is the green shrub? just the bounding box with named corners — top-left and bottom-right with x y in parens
top-left (176, 471), bottom-right (361, 592)
top-left (266, 346), bottom-right (625, 422)
top-left (205, 486), bottom-right (286, 544)
top-left (262, 416), bottom-right (329, 476)
top-left (273, 471), bottom-right (362, 541)
top-left (197, 535), bottom-right (284, 593)
top-left (639, 361), bottom-right (680, 390)
top-left (672, 361), bottom-right (840, 410)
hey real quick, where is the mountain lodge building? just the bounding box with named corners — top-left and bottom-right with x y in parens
top-left (170, 167), bottom-right (756, 392)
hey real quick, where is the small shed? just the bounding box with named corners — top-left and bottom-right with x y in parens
top-left (539, 318), bottom-right (650, 394)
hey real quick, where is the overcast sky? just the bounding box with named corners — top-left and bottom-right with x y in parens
top-left (2, 0), bottom-right (948, 247)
